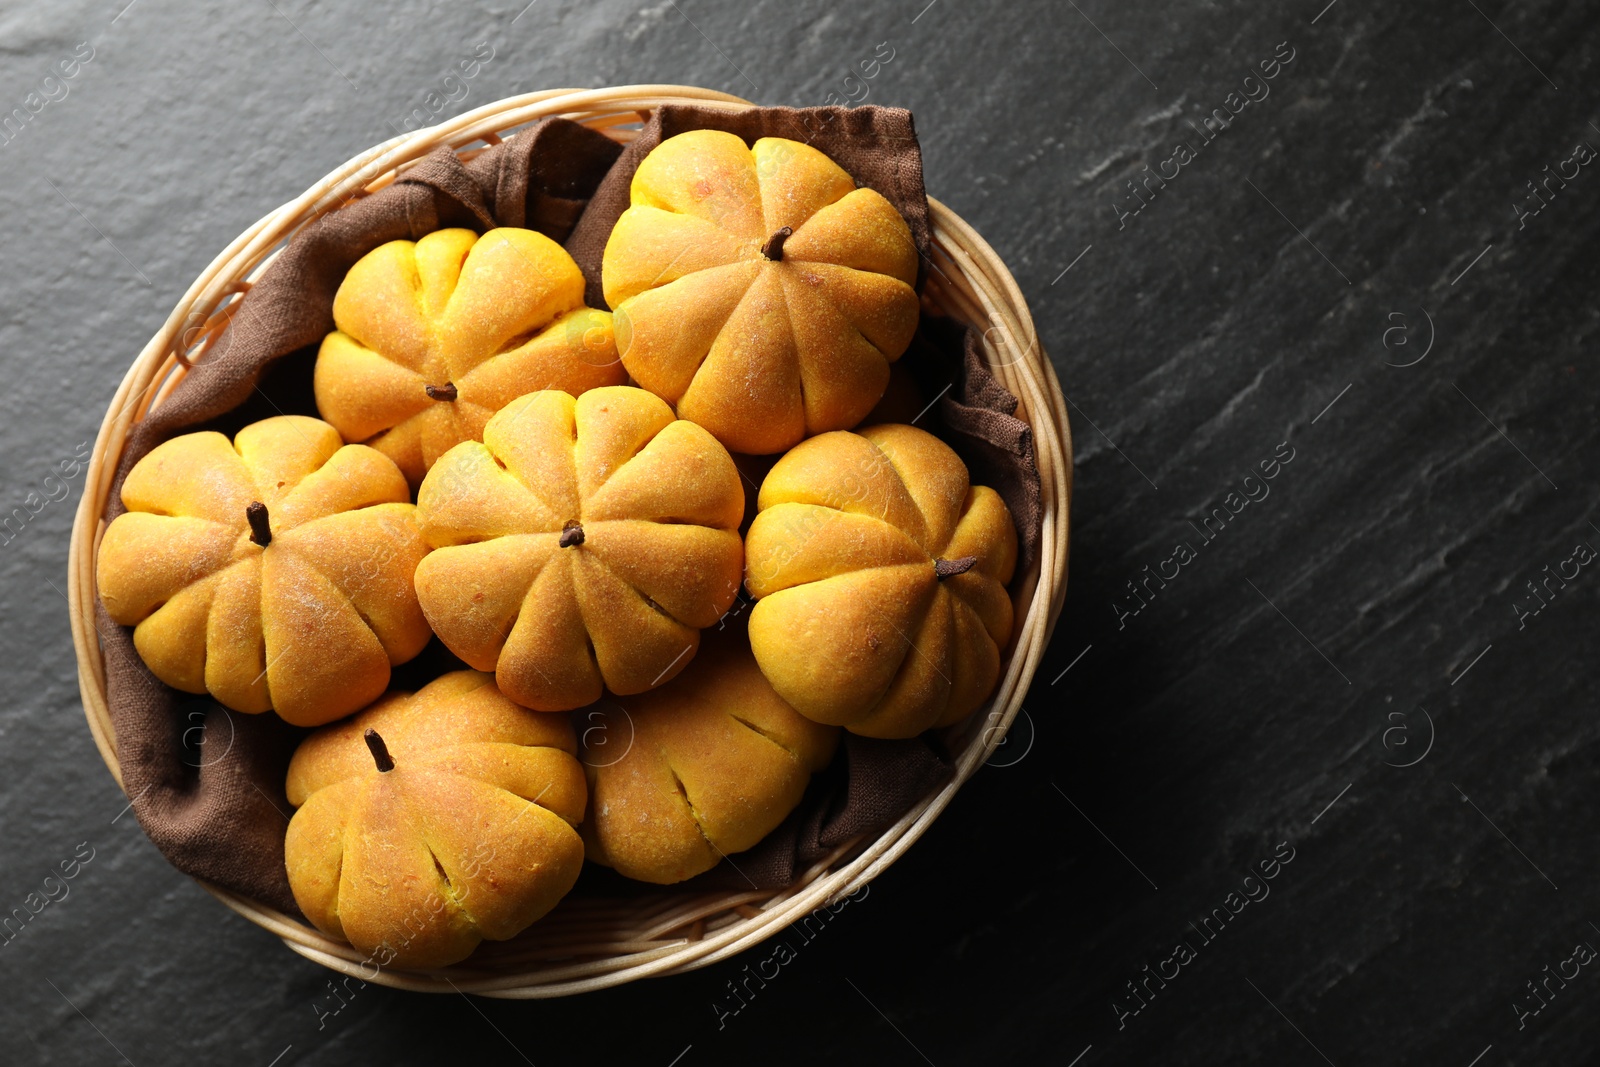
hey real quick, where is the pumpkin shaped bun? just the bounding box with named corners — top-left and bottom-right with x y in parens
top-left (601, 130), bottom-right (920, 455)
top-left (744, 424), bottom-right (1018, 739)
top-left (285, 671), bottom-right (587, 969)
top-left (315, 227), bottom-right (623, 487)
top-left (581, 627), bottom-right (838, 884)
top-left (414, 386), bottom-right (745, 712)
top-left (96, 416), bottom-right (430, 727)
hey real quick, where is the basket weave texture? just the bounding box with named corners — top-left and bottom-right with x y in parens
top-left (66, 85), bottom-right (1072, 996)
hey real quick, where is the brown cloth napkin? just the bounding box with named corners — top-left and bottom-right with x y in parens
top-left (95, 106), bottom-right (1042, 917)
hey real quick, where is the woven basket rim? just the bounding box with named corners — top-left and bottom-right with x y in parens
top-left (66, 84), bottom-right (1073, 997)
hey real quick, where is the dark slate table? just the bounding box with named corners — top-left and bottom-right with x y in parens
top-left (2, 0), bottom-right (1596, 1063)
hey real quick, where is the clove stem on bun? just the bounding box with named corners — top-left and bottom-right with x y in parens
top-left (424, 382), bottom-right (458, 401)
top-left (246, 501), bottom-right (272, 548)
top-left (364, 729), bottom-right (395, 773)
top-left (559, 521), bottom-right (585, 548)
top-left (760, 226), bottom-right (793, 261)
top-left (934, 556), bottom-right (978, 579)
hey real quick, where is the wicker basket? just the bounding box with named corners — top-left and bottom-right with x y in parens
top-left (66, 85), bottom-right (1072, 996)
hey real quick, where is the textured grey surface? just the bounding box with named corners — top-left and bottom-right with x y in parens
top-left (2, 0), bottom-right (1598, 1063)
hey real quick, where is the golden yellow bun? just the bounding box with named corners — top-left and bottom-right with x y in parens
top-left (580, 629), bottom-right (838, 884)
top-left (315, 227), bottom-right (624, 486)
top-left (744, 424), bottom-right (1018, 739)
top-left (414, 386), bottom-right (745, 711)
top-left (601, 130), bottom-right (920, 455)
top-left (96, 415), bottom-right (430, 727)
top-left (285, 671), bottom-right (586, 970)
